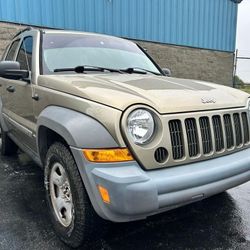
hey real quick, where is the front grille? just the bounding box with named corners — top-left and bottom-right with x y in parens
top-left (169, 120), bottom-right (184, 160)
top-left (233, 113), bottom-right (243, 146)
top-left (242, 112), bottom-right (250, 143)
top-left (199, 117), bottom-right (212, 154)
top-left (185, 118), bottom-right (199, 157)
top-left (168, 111), bottom-right (249, 161)
top-left (212, 116), bottom-right (224, 152)
top-left (223, 114), bottom-right (234, 149)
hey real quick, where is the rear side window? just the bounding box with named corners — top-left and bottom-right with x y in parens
top-left (16, 36), bottom-right (33, 70)
top-left (5, 40), bottom-right (20, 60)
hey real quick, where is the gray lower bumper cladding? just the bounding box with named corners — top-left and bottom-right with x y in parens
top-left (71, 147), bottom-right (250, 222)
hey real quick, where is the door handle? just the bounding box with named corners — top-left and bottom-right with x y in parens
top-left (32, 94), bottom-right (39, 101)
top-left (6, 86), bottom-right (15, 93)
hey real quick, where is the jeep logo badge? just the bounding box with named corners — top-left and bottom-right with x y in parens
top-left (201, 97), bottom-right (216, 104)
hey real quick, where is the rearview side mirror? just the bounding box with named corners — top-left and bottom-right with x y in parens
top-left (162, 68), bottom-right (172, 77)
top-left (0, 61), bottom-right (29, 80)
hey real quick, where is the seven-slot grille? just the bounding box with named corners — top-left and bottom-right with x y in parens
top-left (223, 114), bottom-right (234, 149)
top-left (233, 113), bottom-right (243, 146)
top-left (212, 116), bottom-right (224, 152)
top-left (199, 117), bottom-right (213, 154)
top-left (169, 112), bottom-right (249, 160)
top-left (185, 118), bottom-right (199, 157)
top-left (169, 120), bottom-right (184, 160)
top-left (242, 113), bottom-right (250, 143)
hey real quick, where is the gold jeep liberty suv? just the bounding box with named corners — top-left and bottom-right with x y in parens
top-left (0, 27), bottom-right (250, 248)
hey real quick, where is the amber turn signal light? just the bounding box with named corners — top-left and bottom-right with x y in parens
top-left (97, 185), bottom-right (110, 204)
top-left (83, 148), bottom-right (134, 163)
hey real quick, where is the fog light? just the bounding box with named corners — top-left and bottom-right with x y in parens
top-left (98, 185), bottom-right (110, 204)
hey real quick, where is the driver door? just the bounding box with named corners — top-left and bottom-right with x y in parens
top-left (3, 35), bottom-right (37, 151)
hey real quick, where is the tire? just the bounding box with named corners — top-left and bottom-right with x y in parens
top-left (44, 142), bottom-right (104, 248)
top-left (1, 129), bottom-right (18, 156)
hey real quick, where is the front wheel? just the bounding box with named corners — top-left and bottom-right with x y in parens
top-left (44, 142), bottom-right (103, 248)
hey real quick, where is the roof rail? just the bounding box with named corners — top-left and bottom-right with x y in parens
top-left (13, 26), bottom-right (34, 38)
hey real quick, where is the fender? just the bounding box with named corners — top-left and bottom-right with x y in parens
top-left (37, 106), bottom-right (119, 157)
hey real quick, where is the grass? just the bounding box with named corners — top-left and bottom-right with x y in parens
top-left (238, 85), bottom-right (250, 94)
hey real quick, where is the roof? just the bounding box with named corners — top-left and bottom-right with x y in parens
top-left (14, 26), bottom-right (130, 42)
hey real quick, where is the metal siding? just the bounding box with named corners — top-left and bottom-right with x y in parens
top-left (0, 0), bottom-right (238, 52)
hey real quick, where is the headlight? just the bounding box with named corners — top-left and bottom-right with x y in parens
top-left (127, 109), bottom-right (155, 144)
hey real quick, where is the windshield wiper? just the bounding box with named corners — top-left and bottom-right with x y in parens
top-left (54, 65), bottom-right (123, 73)
top-left (120, 67), bottom-right (161, 75)
top-left (54, 65), bottom-right (161, 75)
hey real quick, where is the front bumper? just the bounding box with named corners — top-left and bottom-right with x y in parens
top-left (71, 147), bottom-right (250, 222)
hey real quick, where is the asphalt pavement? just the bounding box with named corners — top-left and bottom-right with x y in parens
top-left (0, 145), bottom-right (250, 250)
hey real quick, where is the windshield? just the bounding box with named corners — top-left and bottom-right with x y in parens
top-left (42, 33), bottom-right (161, 75)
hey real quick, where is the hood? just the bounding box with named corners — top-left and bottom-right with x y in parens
top-left (38, 74), bottom-right (250, 114)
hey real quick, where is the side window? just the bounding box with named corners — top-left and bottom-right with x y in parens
top-left (16, 36), bottom-right (33, 71)
top-left (5, 40), bottom-right (20, 61)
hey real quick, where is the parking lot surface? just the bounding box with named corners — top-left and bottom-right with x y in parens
top-left (0, 146), bottom-right (250, 250)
